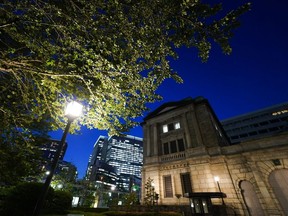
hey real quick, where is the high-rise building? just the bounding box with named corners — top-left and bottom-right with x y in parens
top-left (37, 139), bottom-right (77, 186)
top-left (86, 136), bottom-right (108, 181)
top-left (107, 135), bottom-right (143, 191)
top-left (40, 139), bottom-right (67, 163)
top-left (221, 102), bottom-right (288, 144)
top-left (86, 135), bottom-right (143, 192)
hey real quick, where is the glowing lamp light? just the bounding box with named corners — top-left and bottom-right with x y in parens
top-left (214, 176), bottom-right (220, 182)
top-left (57, 184), bottom-right (63, 189)
top-left (33, 100), bottom-right (83, 216)
top-left (65, 101), bottom-right (83, 119)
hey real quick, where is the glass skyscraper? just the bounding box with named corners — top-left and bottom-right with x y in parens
top-left (86, 135), bottom-right (143, 191)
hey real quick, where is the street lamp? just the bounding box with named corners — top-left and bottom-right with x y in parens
top-left (33, 101), bottom-right (83, 216)
top-left (214, 176), bottom-right (225, 205)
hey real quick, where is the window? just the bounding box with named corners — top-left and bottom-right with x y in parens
top-left (163, 142), bottom-right (169, 154)
top-left (164, 175), bottom-right (173, 197)
top-left (178, 139), bottom-right (185, 152)
top-left (259, 129), bottom-right (268, 134)
top-left (239, 133), bottom-right (248, 138)
top-left (170, 141), bottom-right (177, 153)
top-left (270, 119), bottom-right (280, 123)
top-left (248, 131), bottom-right (257, 136)
top-left (231, 135), bottom-right (239, 140)
top-left (269, 127), bottom-right (279, 132)
top-left (168, 123), bottom-right (174, 131)
top-left (181, 173), bottom-right (192, 194)
top-left (162, 139), bottom-right (185, 155)
top-left (162, 121), bottom-right (181, 133)
top-left (163, 125), bottom-right (168, 133)
top-left (259, 121), bottom-right (269, 126)
top-left (175, 122), bottom-right (180, 129)
top-left (191, 198), bottom-right (210, 214)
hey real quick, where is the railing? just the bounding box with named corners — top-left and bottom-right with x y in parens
top-left (160, 152), bottom-right (186, 162)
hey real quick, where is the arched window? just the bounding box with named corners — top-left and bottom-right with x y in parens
top-left (240, 180), bottom-right (264, 216)
top-left (269, 169), bottom-right (288, 215)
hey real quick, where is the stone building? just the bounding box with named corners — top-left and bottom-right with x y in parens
top-left (141, 96), bottom-right (288, 215)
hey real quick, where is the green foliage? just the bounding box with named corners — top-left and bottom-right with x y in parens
top-left (48, 190), bottom-right (72, 214)
top-left (103, 211), bottom-right (182, 216)
top-left (72, 180), bottom-right (96, 207)
top-left (144, 177), bottom-right (156, 206)
top-left (0, 0), bottom-right (250, 135)
top-left (122, 192), bottom-right (138, 210)
top-left (50, 163), bottom-right (77, 193)
top-left (0, 135), bottom-right (46, 185)
top-left (0, 182), bottom-right (72, 216)
top-left (1, 182), bottom-right (53, 216)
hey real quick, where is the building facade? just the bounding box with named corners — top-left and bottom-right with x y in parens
top-left (40, 139), bottom-right (67, 163)
top-left (107, 135), bottom-right (143, 191)
top-left (39, 139), bottom-right (68, 174)
top-left (221, 102), bottom-right (288, 144)
top-left (141, 97), bottom-right (288, 215)
top-left (86, 135), bottom-right (143, 192)
top-left (86, 136), bottom-right (109, 182)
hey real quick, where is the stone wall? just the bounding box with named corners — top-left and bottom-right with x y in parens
top-left (141, 98), bottom-right (288, 215)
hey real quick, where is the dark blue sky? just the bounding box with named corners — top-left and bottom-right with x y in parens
top-left (50, 0), bottom-right (288, 179)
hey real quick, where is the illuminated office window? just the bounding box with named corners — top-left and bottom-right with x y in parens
top-left (162, 121), bottom-right (180, 133)
top-left (175, 122), bottom-right (181, 129)
top-left (163, 125), bottom-right (168, 133)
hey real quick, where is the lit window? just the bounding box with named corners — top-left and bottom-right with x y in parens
top-left (163, 125), bottom-right (168, 133)
top-left (175, 122), bottom-right (180, 129)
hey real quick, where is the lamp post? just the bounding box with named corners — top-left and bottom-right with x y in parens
top-left (214, 176), bottom-right (225, 205)
top-left (33, 101), bottom-right (83, 216)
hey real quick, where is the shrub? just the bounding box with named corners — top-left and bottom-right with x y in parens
top-left (48, 190), bottom-right (72, 214)
top-left (1, 182), bottom-right (72, 216)
top-left (103, 211), bottom-right (182, 216)
top-left (1, 182), bottom-right (53, 216)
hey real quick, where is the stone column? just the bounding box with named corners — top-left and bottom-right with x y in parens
top-left (191, 108), bottom-right (204, 147)
top-left (146, 124), bottom-right (151, 157)
top-left (153, 124), bottom-right (158, 156)
top-left (182, 113), bottom-right (192, 148)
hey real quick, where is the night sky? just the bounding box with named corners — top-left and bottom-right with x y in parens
top-left (50, 0), bottom-right (288, 179)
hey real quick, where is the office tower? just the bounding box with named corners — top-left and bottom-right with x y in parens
top-left (86, 136), bottom-right (109, 181)
top-left (39, 139), bottom-right (68, 174)
top-left (221, 102), bottom-right (288, 144)
top-left (107, 135), bottom-right (143, 191)
top-left (86, 135), bottom-right (143, 192)
top-left (40, 139), bottom-right (67, 162)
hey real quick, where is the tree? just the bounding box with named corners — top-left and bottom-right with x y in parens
top-left (0, 128), bottom-right (48, 185)
top-left (144, 177), bottom-right (156, 206)
top-left (0, 0), bottom-right (250, 135)
top-left (123, 192), bottom-right (138, 210)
